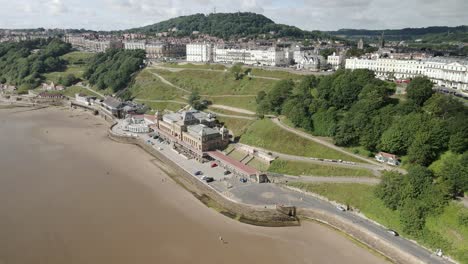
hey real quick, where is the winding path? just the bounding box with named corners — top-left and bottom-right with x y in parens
top-left (282, 175), bottom-right (380, 185)
top-left (209, 104), bottom-right (256, 115)
top-left (234, 143), bottom-right (382, 176)
top-left (147, 70), bottom-right (191, 94)
top-left (271, 117), bottom-right (407, 174)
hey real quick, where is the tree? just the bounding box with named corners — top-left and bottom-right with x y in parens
top-left (407, 77), bottom-right (434, 106)
top-left (230, 63), bottom-right (243, 80)
top-left (375, 171), bottom-right (405, 210)
top-left (188, 90), bottom-right (201, 106)
top-left (449, 132), bottom-right (468, 153)
top-left (265, 79), bottom-right (294, 114)
top-left (400, 199), bottom-right (426, 236)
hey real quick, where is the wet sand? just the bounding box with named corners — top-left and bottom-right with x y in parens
top-left (0, 107), bottom-right (387, 264)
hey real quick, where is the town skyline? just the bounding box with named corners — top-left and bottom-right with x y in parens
top-left (1, 0), bottom-right (468, 31)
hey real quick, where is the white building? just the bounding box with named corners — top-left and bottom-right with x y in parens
top-left (186, 43), bottom-right (213, 62)
top-left (123, 40), bottom-right (146, 50)
top-left (214, 47), bottom-right (285, 66)
top-left (327, 52), bottom-right (345, 70)
top-left (345, 57), bottom-right (468, 92)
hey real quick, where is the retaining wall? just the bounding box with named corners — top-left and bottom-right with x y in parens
top-left (299, 208), bottom-right (426, 264)
top-left (108, 128), bottom-right (299, 227)
top-left (107, 126), bottom-right (433, 264)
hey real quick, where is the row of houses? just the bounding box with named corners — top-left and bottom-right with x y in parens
top-left (63, 35), bottom-right (186, 59)
top-left (345, 57), bottom-right (468, 92)
top-left (186, 43), bottom-right (345, 70)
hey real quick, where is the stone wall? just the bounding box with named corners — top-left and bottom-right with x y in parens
top-left (108, 127), bottom-right (432, 264)
top-left (299, 209), bottom-right (426, 264)
top-left (108, 128), bottom-right (299, 227)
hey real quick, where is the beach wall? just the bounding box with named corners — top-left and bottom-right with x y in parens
top-left (298, 209), bottom-right (425, 264)
top-left (108, 129), bottom-right (299, 227)
top-left (107, 126), bottom-right (430, 264)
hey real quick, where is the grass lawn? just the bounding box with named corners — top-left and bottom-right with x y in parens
top-left (128, 70), bottom-right (187, 100)
top-left (240, 119), bottom-right (362, 162)
top-left (43, 65), bottom-right (86, 84)
top-left (245, 158), bottom-right (270, 171)
top-left (205, 96), bottom-right (257, 112)
top-left (152, 68), bottom-right (277, 96)
top-left (249, 68), bottom-right (302, 80)
top-left (61, 85), bottom-right (103, 98)
top-left (288, 182), bottom-right (468, 264)
top-left (227, 149), bottom-right (247, 161)
top-left (268, 159), bottom-right (375, 177)
top-left (161, 62), bottom-right (227, 71)
top-left (61, 51), bottom-right (95, 64)
top-left (216, 116), bottom-right (255, 138)
top-left (143, 101), bottom-right (186, 112)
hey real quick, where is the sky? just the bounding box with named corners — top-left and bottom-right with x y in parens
top-left (0, 0), bottom-right (467, 31)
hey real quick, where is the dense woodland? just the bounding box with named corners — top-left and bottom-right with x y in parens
top-left (83, 49), bottom-right (146, 93)
top-left (0, 38), bottom-right (71, 91)
top-left (330, 26), bottom-right (468, 40)
top-left (128, 12), bottom-right (330, 40)
top-left (256, 70), bottom-right (468, 237)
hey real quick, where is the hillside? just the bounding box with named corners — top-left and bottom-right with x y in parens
top-left (127, 12), bottom-right (330, 40)
top-left (330, 25), bottom-right (468, 42)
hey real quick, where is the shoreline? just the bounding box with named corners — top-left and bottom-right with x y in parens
top-left (1, 102), bottom-right (448, 264)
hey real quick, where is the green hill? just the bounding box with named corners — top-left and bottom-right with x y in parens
top-left (127, 12), bottom-right (331, 40)
top-left (330, 25), bottom-right (468, 42)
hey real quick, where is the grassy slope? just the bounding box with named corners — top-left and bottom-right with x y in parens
top-left (206, 96), bottom-right (258, 112)
top-left (162, 62), bottom-right (227, 70)
top-left (250, 68), bottom-right (302, 80)
top-left (269, 159), bottom-right (375, 177)
top-left (152, 69), bottom-right (277, 95)
top-left (61, 85), bottom-right (103, 98)
top-left (43, 51), bottom-right (95, 85)
top-left (128, 69), bottom-right (187, 100)
top-left (240, 119), bottom-right (362, 162)
top-left (288, 182), bottom-right (468, 263)
top-left (216, 116), bottom-right (255, 138)
top-left (144, 101), bottom-right (186, 112)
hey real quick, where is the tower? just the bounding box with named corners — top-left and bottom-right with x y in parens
top-left (379, 32), bottom-right (385, 48)
top-left (154, 110), bottom-right (162, 128)
top-left (357, 38), bottom-right (364, 50)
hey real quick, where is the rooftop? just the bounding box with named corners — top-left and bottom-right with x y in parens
top-left (207, 151), bottom-right (258, 176)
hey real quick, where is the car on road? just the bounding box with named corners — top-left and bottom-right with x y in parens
top-left (240, 178), bottom-right (247, 183)
top-left (204, 177), bottom-right (214, 183)
top-left (336, 205), bottom-right (346, 212)
top-left (194, 171), bottom-right (203, 176)
top-left (387, 229), bottom-right (399, 236)
top-left (210, 163), bottom-right (218, 168)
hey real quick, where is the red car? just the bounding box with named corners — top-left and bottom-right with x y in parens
top-left (211, 163), bottom-right (218, 168)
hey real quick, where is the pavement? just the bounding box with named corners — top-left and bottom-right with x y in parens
top-left (111, 119), bottom-right (453, 264)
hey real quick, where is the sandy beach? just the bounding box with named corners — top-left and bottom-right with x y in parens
top-left (0, 106), bottom-right (387, 264)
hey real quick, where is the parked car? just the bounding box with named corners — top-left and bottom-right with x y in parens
top-left (387, 229), bottom-right (399, 236)
top-left (204, 177), bottom-right (214, 183)
top-left (194, 171), bottom-right (203, 176)
top-left (336, 205), bottom-right (346, 212)
top-left (240, 178), bottom-right (247, 183)
top-left (223, 170), bottom-right (230, 175)
top-left (211, 163), bottom-right (218, 168)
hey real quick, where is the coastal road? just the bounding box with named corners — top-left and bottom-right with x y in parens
top-left (228, 183), bottom-right (452, 264)
top-left (111, 119), bottom-right (451, 264)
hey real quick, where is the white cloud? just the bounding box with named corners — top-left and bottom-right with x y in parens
top-left (0, 0), bottom-right (466, 30)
